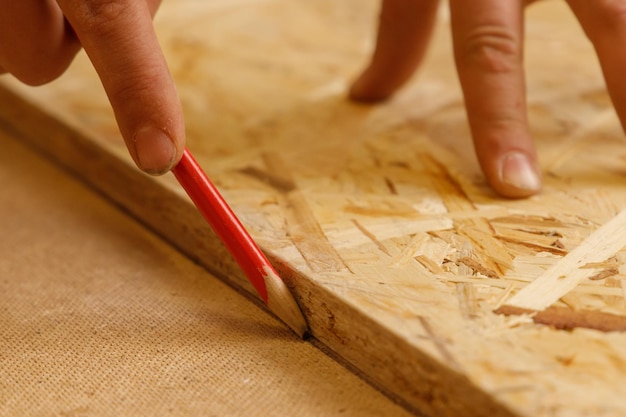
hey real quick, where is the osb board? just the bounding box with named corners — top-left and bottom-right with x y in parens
top-left (1, 1), bottom-right (626, 416)
top-left (0, 128), bottom-right (412, 417)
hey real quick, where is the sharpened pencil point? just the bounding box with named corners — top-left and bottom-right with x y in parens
top-left (173, 148), bottom-right (309, 338)
top-left (262, 266), bottom-right (309, 338)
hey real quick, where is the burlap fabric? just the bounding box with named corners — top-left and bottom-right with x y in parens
top-left (0, 131), bottom-right (413, 417)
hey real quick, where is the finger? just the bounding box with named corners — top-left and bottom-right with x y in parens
top-left (0, 0), bottom-right (80, 85)
top-left (349, 0), bottom-right (440, 102)
top-left (567, 1), bottom-right (626, 133)
top-left (56, 0), bottom-right (184, 175)
top-left (450, 0), bottom-right (541, 198)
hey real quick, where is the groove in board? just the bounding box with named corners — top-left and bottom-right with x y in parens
top-left (2, 1), bottom-right (626, 416)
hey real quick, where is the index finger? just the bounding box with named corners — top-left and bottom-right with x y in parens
top-left (450, 0), bottom-right (541, 197)
top-left (57, 0), bottom-right (185, 174)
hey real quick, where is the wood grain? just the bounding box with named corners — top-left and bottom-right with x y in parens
top-left (503, 208), bottom-right (626, 312)
top-left (2, 1), bottom-right (626, 416)
top-left (0, 128), bottom-right (412, 417)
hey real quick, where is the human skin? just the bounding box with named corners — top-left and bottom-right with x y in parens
top-left (0, 0), bottom-right (185, 175)
top-left (1, 0), bottom-right (626, 199)
top-left (350, 0), bottom-right (626, 198)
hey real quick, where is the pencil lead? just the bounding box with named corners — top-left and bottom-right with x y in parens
top-left (172, 148), bottom-right (310, 338)
top-left (262, 266), bottom-right (309, 338)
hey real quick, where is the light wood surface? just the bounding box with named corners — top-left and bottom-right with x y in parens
top-left (2, 1), bottom-right (626, 416)
top-left (0, 128), bottom-right (412, 417)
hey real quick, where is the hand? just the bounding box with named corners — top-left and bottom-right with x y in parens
top-left (350, 0), bottom-right (626, 198)
top-left (0, 0), bottom-right (185, 175)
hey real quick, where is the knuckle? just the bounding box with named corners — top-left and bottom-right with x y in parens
top-left (457, 25), bottom-right (521, 74)
top-left (70, 0), bottom-right (133, 36)
top-left (112, 71), bottom-right (156, 101)
top-left (107, 65), bottom-right (166, 108)
top-left (483, 114), bottom-right (527, 135)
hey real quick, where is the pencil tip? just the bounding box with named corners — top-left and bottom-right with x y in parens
top-left (262, 266), bottom-right (309, 338)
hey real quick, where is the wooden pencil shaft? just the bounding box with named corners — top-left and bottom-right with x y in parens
top-left (3, 1), bottom-right (626, 413)
top-left (172, 148), bottom-right (269, 302)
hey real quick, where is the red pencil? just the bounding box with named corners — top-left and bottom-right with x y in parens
top-left (172, 148), bottom-right (308, 337)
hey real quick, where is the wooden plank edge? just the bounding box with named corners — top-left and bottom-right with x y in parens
top-left (0, 84), bottom-right (252, 299)
top-left (273, 259), bottom-right (521, 417)
top-left (0, 83), bottom-right (523, 417)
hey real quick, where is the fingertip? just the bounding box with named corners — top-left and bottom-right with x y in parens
top-left (490, 151), bottom-right (542, 198)
top-left (131, 126), bottom-right (183, 175)
top-left (348, 70), bottom-right (395, 103)
top-left (57, 0), bottom-right (183, 175)
top-left (348, 0), bottom-right (440, 104)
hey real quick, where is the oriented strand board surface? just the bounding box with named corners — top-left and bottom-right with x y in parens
top-left (2, 1), bottom-right (626, 416)
top-left (0, 129), bottom-right (412, 417)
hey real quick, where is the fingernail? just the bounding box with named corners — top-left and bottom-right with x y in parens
top-left (499, 151), bottom-right (541, 191)
top-left (133, 126), bottom-right (177, 175)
